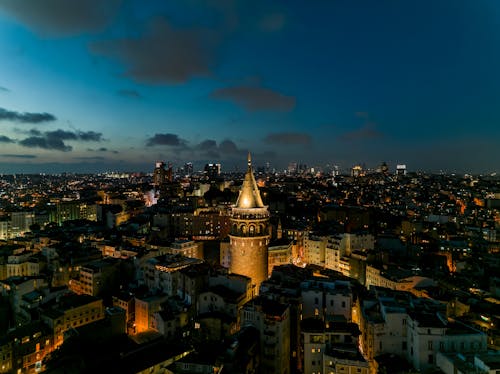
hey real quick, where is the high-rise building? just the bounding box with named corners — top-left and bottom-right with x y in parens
top-left (288, 162), bottom-right (297, 174)
top-left (229, 153), bottom-right (270, 296)
top-left (184, 162), bottom-right (193, 176)
top-left (351, 165), bottom-right (363, 177)
top-left (10, 211), bottom-right (34, 235)
top-left (204, 163), bottom-right (221, 180)
top-left (396, 164), bottom-right (407, 175)
top-left (153, 161), bottom-right (173, 186)
top-left (153, 161), bottom-right (167, 186)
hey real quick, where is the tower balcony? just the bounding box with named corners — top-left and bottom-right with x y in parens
top-left (231, 207), bottom-right (270, 221)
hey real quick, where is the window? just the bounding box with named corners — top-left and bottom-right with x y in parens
top-left (428, 341), bottom-right (433, 350)
top-left (342, 301), bottom-right (346, 308)
top-left (428, 354), bottom-right (434, 364)
top-left (312, 348), bottom-right (315, 353)
top-left (402, 318), bottom-right (407, 326)
top-left (330, 300), bottom-right (334, 307)
top-left (315, 297), bottom-right (319, 304)
top-left (402, 341), bottom-right (407, 350)
top-left (439, 342), bottom-right (445, 351)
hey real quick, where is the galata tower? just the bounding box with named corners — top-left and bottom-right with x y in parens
top-left (229, 153), bottom-right (270, 296)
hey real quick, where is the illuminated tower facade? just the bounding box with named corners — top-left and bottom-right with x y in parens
top-left (229, 153), bottom-right (270, 296)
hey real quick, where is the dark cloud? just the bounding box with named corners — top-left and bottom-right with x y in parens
top-left (90, 17), bottom-right (218, 84)
top-left (197, 139), bottom-right (218, 150)
top-left (219, 139), bottom-right (240, 154)
top-left (146, 133), bottom-right (187, 147)
top-left (45, 129), bottom-right (77, 140)
top-left (194, 138), bottom-right (248, 159)
top-left (0, 0), bottom-right (122, 36)
top-left (43, 129), bottom-right (103, 142)
top-left (210, 85), bottom-right (296, 112)
top-left (339, 123), bottom-right (383, 141)
top-left (0, 154), bottom-right (36, 159)
top-left (88, 147), bottom-right (119, 154)
top-left (0, 107), bottom-right (56, 123)
top-left (0, 135), bottom-right (15, 143)
top-left (76, 131), bottom-right (103, 142)
top-left (28, 129), bottom-right (42, 136)
top-left (18, 129), bottom-right (103, 151)
top-left (116, 89), bottom-right (142, 99)
top-left (264, 132), bottom-right (312, 145)
top-left (19, 136), bottom-right (72, 152)
top-left (0, 86), bottom-right (9, 93)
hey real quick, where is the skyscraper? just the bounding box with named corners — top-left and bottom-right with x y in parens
top-left (153, 161), bottom-right (167, 186)
top-left (229, 153), bottom-right (270, 296)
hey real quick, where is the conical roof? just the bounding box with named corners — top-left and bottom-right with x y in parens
top-left (235, 153), bottom-right (265, 209)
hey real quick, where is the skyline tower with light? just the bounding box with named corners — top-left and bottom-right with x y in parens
top-left (229, 153), bottom-right (270, 296)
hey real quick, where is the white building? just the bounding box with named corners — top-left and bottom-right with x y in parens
top-left (301, 279), bottom-right (352, 321)
top-left (304, 234), bottom-right (327, 266)
top-left (141, 254), bottom-right (202, 296)
top-left (360, 287), bottom-right (487, 372)
top-left (301, 317), bottom-right (362, 374)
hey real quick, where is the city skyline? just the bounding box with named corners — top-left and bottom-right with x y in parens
top-left (1, 1), bottom-right (499, 174)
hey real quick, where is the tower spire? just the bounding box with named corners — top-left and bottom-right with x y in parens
top-left (235, 151), bottom-right (264, 208)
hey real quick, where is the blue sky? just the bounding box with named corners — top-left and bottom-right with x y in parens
top-left (0, 0), bottom-right (499, 173)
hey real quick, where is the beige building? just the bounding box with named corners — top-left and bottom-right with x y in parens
top-left (304, 234), bottom-right (327, 266)
top-left (323, 346), bottom-right (369, 374)
top-left (301, 318), bottom-right (362, 374)
top-left (167, 240), bottom-right (203, 260)
top-left (229, 154), bottom-right (270, 296)
top-left (142, 254), bottom-right (202, 296)
top-left (3, 251), bottom-right (40, 279)
top-left (68, 258), bottom-right (120, 296)
top-left (134, 294), bottom-right (169, 334)
top-left (41, 293), bottom-right (104, 347)
top-left (360, 287), bottom-right (487, 373)
top-left (268, 240), bottom-right (293, 276)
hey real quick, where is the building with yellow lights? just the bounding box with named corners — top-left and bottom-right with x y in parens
top-left (40, 293), bottom-right (104, 347)
top-left (228, 153), bottom-right (270, 296)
